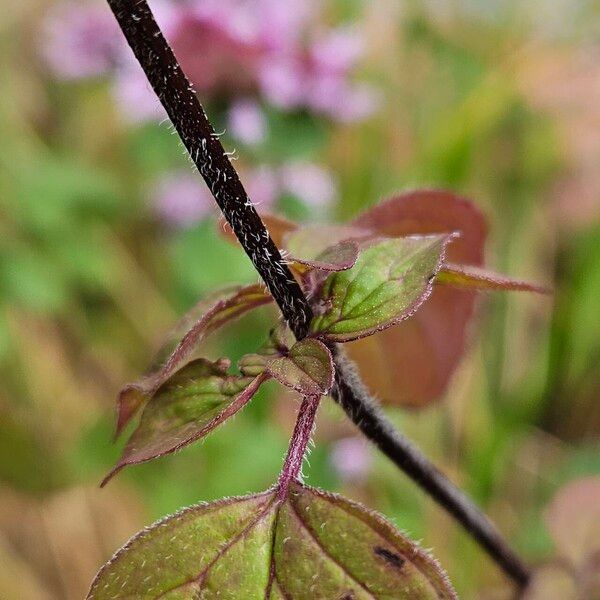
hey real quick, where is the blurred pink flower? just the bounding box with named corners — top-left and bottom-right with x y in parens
top-left (258, 58), bottom-right (306, 110)
top-left (41, 4), bottom-right (122, 79)
top-left (330, 437), bottom-right (371, 481)
top-left (310, 27), bottom-right (365, 73)
top-left (151, 171), bottom-right (215, 228)
top-left (280, 161), bottom-right (337, 207)
top-left (245, 166), bottom-right (280, 210)
top-left (228, 99), bottom-right (267, 145)
top-left (43, 0), bottom-right (380, 124)
top-left (113, 66), bottom-right (164, 123)
top-left (331, 83), bottom-right (382, 123)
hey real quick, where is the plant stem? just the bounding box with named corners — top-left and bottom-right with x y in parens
top-left (105, 0), bottom-right (530, 588)
top-left (331, 346), bottom-right (531, 587)
top-left (105, 0), bottom-right (312, 339)
top-left (277, 395), bottom-right (320, 500)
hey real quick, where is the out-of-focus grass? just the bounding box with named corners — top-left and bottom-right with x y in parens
top-left (0, 1), bottom-right (598, 598)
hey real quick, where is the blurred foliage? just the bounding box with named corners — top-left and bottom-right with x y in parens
top-left (0, 0), bottom-right (598, 598)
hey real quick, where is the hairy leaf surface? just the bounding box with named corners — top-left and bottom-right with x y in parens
top-left (88, 482), bottom-right (456, 599)
top-left (239, 324), bottom-right (334, 396)
top-left (104, 359), bottom-right (265, 485)
top-left (116, 284), bottom-right (272, 434)
top-left (310, 235), bottom-right (455, 342)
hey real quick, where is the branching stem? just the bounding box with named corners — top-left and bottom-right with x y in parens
top-left (105, 0), bottom-right (531, 589)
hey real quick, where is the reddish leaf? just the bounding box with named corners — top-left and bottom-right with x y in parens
top-left (239, 323), bottom-right (334, 396)
top-left (104, 359), bottom-right (266, 485)
top-left (290, 239), bottom-right (360, 272)
top-left (347, 190), bottom-right (487, 407)
top-left (116, 284), bottom-right (272, 435)
top-left (285, 224), bottom-right (369, 258)
top-left (88, 482), bottom-right (456, 599)
top-left (437, 262), bottom-right (549, 294)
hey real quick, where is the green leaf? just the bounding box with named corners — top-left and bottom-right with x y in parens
top-left (239, 324), bottom-right (334, 396)
top-left (103, 359), bottom-right (266, 485)
top-left (310, 235), bottom-right (456, 342)
top-left (116, 284), bottom-right (273, 435)
top-left (436, 262), bottom-right (548, 294)
top-left (87, 482), bottom-right (456, 599)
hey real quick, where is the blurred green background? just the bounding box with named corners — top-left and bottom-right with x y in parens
top-left (0, 0), bottom-right (598, 597)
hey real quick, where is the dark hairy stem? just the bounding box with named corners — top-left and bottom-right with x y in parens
top-left (105, 0), bottom-right (530, 588)
top-left (331, 346), bottom-right (530, 587)
top-left (105, 0), bottom-right (312, 339)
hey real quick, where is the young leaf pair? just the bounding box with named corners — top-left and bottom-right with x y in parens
top-left (88, 482), bottom-right (456, 599)
top-left (103, 306), bottom-right (334, 485)
top-left (93, 190), bottom-right (544, 598)
top-left (106, 190), bottom-right (545, 485)
top-left (237, 189), bottom-right (547, 408)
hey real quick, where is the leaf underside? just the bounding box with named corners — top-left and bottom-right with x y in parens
top-left (103, 359), bottom-right (265, 485)
top-left (310, 235), bottom-right (455, 342)
top-left (437, 263), bottom-right (549, 294)
top-left (239, 323), bottom-right (334, 396)
top-left (291, 239), bottom-right (360, 273)
top-left (87, 482), bottom-right (456, 599)
top-left (116, 284), bottom-right (273, 435)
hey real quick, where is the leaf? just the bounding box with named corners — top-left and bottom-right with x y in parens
top-left (347, 190), bottom-right (487, 407)
top-left (267, 338), bottom-right (334, 395)
top-left (87, 482), bottom-right (456, 599)
top-left (116, 284), bottom-right (273, 435)
top-left (437, 262), bottom-right (549, 293)
top-left (103, 359), bottom-right (266, 485)
top-left (310, 235), bottom-right (456, 342)
top-left (287, 223), bottom-right (368, 255)
top-left (291, 240), bottom-right (360, 273)
top-left (239, 324), bottom-right (334, 396)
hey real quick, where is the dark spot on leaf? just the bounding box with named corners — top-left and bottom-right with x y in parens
top-left (338, 593), bottom-right (355, 600)
top-left (374, 546), bottom-right (405, 570)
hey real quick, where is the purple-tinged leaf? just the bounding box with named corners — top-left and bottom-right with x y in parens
top-left (103, 359), bottom-right (266, 485)
top-left (284, 224), bottom-right (369, 257)
top-left (291, 239), bottom-right (360, 273)
top-left (116, 284), bottom-right (273, 435)
top-left (267, 338), bottom-right (334, 395)
top-left (347, 190), bottom-right (487, 408)
top-left (437, 262), bottom-right (549, 294)
top-left (87, 482), bottom-right (456, 599)
top-left (239, 324), bottom-right (334, 396)
top-left (310, 235), bottom-right (456, 342)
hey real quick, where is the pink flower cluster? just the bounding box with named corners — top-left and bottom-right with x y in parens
top-left (42, 0), bottom-right (380, 124)
top-left (152, 161), bottom-right (337, 228)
